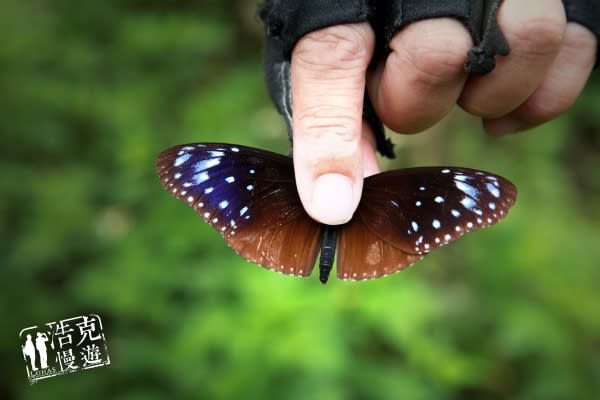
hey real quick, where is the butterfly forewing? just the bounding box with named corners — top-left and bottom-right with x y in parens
top-left (358, 167), bottom-right (517, 255)
top-left (156, 143), bottom-right (321, 276)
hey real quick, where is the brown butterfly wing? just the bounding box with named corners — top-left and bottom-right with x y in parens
top-left (157, 143), bottom-right (321, 277)
top-left (336, 166), bottom-right (516, 280)
top-left (337, 217), bottom-right (424, 281)
top-left (228, 216), bottom-right (322, 277)
top-left (358, 167), bottom-right (517, 255)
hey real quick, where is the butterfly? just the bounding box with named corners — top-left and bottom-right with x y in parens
top-left (156, 143), bottom-right (517, 283)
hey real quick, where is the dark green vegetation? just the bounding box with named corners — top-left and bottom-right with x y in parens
top-left (2, 1), bottom-right (599, 399)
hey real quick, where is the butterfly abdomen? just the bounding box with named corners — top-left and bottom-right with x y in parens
top-left (318, 226), bottom-right (338, 284)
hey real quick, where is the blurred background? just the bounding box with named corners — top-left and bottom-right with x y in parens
top-left (1, 1), bottom-right (600, 399)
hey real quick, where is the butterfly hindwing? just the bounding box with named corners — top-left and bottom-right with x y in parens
top-left (156, 143), bottom-right (321, 277)
top-left (337, 217), bottom-right (424, 281)
top-left (229, 215), bottom-right (322, 277)
top-left (358, 167), bottom-right (517, 256)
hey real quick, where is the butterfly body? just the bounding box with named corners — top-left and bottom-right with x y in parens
top-left (157, 143), bottom-right (517, 283)
top-left (318, 226), bottom-right (338, 284)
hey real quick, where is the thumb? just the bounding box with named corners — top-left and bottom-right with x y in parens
top-left (291, 23), bottom-right (375, 225)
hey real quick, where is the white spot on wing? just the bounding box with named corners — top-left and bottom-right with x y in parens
top-left (432, 219), bottom-right (441, 229)
top-left (434, 196), bottom-right (444, 203)
top-left (456, 181), bottom-right (479, 198)
top-left (193, 171), bottom-right (210, 184)
top-left (225, 176), bottom-right (235, 183)
top-left (240, 206), bottom-right (248, 216)
top-left (193, 158), bottom-right (220, 172)
top-left (174, 153), bottom-right (191, 166)
top-left (411, 221), bottom-right (419, 232)
top-left (461, 197), bottom-right (476, 210)
top-left (487, 182), bottom-right (500, 198)
top-left (219, 200), bottom-right (229, 209)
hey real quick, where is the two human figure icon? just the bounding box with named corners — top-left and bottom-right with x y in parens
top-left (22, 332), bottom-right (49, 371)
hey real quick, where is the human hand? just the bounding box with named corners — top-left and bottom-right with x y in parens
top-left (289, 0), bottom-right (596, 225)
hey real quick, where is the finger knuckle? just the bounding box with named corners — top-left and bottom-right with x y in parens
top-left (511, 14), bottom-right (566, 58)
top-left (460, 101), bottom-right (494, 119)
top-left (294, 25), bottom-right (374, 71)
top-left (391, 33), bottom-right (469, 87)
top-left (522, 93), bottom-right (572, 122)
top-left (459, 92), bottom-right (499, 117)
top-left (564, 22), bottom-right (598, 55)
top-left (297, 105), bottom-right (360, 143)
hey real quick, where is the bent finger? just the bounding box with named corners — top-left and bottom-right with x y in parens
top-left (460, 0), bottom-right (567, 118)
top-left (485, 22), bottom-right (596, 134)
top-left (368, 17), bottom-right (472, 134)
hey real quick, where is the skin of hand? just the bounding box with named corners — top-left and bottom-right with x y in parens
top-left (290, 0), bottom-right (597, 225)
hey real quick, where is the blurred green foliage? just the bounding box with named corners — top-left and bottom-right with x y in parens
top-left (1, 1), bottom-right (600, 399)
